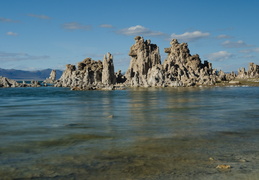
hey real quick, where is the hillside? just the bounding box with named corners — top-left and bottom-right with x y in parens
top-left (0, 68), bottom-right (63, 81)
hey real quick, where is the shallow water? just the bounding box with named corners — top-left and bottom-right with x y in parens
top-left (0, 86), bottom-right (259, 179)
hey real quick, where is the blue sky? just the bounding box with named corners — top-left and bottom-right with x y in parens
top-left (1, 0), bottom-right (259, 72)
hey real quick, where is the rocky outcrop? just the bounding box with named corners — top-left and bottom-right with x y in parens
top-left (125, 36), bottom-right (161, 87)
top-left (0, 76), bottom-right (20, 87)
top-left (53, 36), bottom-right (259, 90)
top-left (115, 70), bottom-right (126, 84)
top-left (248, 63), bottom-right (259, 78)
top-left (44, 70), bottom-right (56, 84)
top-left (55, 59), bottom-right (102, 89)
top-left (124, 37), bottom-right (221, 87)
top-left (0, 76), bottom-right (42, 87)
top-left (55, 53), bottom-right (116, 90)
top-left (163, 39), bottom-right (219, 86)
top-left (102, 53), bottom-right (116, 85)
top-left (237, 62), bottom-right (259, 79)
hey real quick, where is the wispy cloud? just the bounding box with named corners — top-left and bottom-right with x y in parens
top-left (6, 32), bottom-right (18, 36)
top-left (62, 22), bottom-right (92, 31)
top-left (205, 51), bottom-right (233, 61)
top-left (0, 51), bottom-right (49, 61)
top-left (239, 47), bottom-right (259, 53)
top-left (27, 14), bottom-right (51, 20)
top-left (99, 24), bottom-right (114, 28)
top-left (216, 34), bottom-right (232, 39)
top-left (170, 31), bottom-right (210, 42)
top-left (0, 17), bottom-right (19, 23)
top-left (117, 25), bottom-right (165, 36)
top-left (221, 40), bottom-right (252, 48)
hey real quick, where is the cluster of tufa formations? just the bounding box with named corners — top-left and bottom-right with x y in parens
top-left (1, 36), bottom-right (259, 89)
top-left (54, 53), bottom-right (117, 90)
top-left (124, 37), bottom-right (218, 87)
top-left (53, 36), bottom-right (259, 90)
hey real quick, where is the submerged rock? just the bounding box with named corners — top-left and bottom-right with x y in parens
top-left (216, 164), bottom-right (231, 169)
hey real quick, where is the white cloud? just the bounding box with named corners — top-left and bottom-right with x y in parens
top-left (170, 31), bottom-right (210, 42)
top-left (222, 40), bottom-right (252, 48)
top-left (0, 17), bottom-right (19, 23)
top-left (99, 24), bottom-right (114, 28)
top-left (0, 51), bottom-right (49, 61)
top-left (205, 51), bottom-right (233, 61)
top-left (117, 25), bottom-right (165, 36)
top-left (6, 32), bottom-right (18, 36)
top-left (27, 14), bottom-right (51, 20)
top-left (239, 47), bottom-right (259, 53)
top-left (62, 22), bottom-right (92, 31)
top-left (216, 34), bottom-right (232, 39)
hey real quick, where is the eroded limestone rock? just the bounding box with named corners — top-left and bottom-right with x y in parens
top-left (0, 76), bottom-right (20, 87)
top-left (102, 53), bottom-right (116, 85)
top-left (53, 36), bottom-right (259, 90)
top-left (163, 39), bottom-right (218, 86)
top-left (44, 70), bottom-right (57, 84)
top-left (237, 62), bottom-right (259, 79)
top-left (55, 53), bottom-right (116, 90)
top-left (125, 36), bottom-right (161, 87)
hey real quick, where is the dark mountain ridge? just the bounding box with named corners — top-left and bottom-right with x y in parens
top-left (0, 68), bottom-right (63, 80)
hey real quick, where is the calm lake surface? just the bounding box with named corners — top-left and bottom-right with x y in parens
top-left (0, 86), bottom-right (259, 180)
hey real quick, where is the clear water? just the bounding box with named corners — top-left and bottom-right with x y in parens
top-left (0, 86), bottom-right (259, 180)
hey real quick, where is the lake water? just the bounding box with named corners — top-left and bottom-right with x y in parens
top-left (0, 86), bottom-right (259, 180)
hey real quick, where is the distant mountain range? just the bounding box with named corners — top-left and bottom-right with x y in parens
top-left (0, 68), bottom-right (63, 81)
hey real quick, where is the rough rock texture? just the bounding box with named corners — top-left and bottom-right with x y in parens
top-left (237, 62), bottom-right (259, 79)
top-left (102, 53), bottom-right (116, 85)
top-left (115, 70), bottom-right (126, 84)
top-left (125, 36), bottom-right (161, 87)
top-left (163, 39), bottom-right (218, 86)
top-left (0, 76), bottom-right (20, 87)
top-left (53, 36), bottom-right (259, 90)
top-left (0, 76), bottom-right (41, 88)
top-left (248, 63), bottom-right (259, 78)
top-left (55, 53), bottom-right (116, 90)
top-left (125, 37), bottom-right (221, 87)
top-left (55, 59), bottom-right (102, 89)
top-left (29, 80), bottom-right (41, 87)
top-left (44, 70), bottom-right (56, 84)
